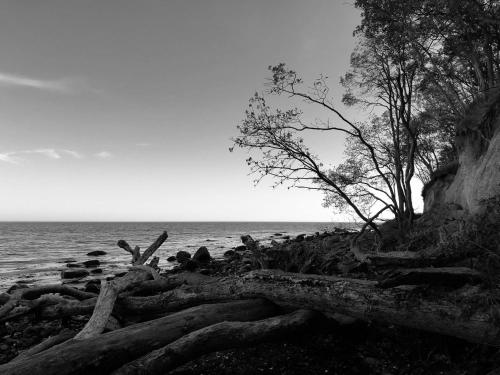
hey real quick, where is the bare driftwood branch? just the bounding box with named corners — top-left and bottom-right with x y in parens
top-left (0, 299), bottom-right (278, 375)
top-left (112, 309), bottom-right (321, 375)
top-left (75, 231), bottom-right (168, 340)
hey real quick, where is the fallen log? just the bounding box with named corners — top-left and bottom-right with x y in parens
top-left (378, 267), bottom-right (483, 288)
top-left (0, 299), bottom-right (278, 375)
top-left (11, 329), bottom-right (76, 363)
top-left (156, 270), bottom-right (499, 346)
top-left (0, 285), bottom-right (95, 320)
top-left (112, 309), bottom-right (321, 375)
top-left (33, 269), bottom-right (500, 345)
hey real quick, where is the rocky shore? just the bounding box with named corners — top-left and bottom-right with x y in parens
top-left (1, 222), bottom-right (499, 374)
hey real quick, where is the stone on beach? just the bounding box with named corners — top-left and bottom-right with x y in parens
top-left (83, 260), bottom-right (100, 268)
top-left (193, 246), bottom-right (211, 263)
top-left (87, 250), bottom-right (107, 256)
top-left (176, 250), bottom-right (191, 263)
top-left (61, 269), bottom-right (89, 279)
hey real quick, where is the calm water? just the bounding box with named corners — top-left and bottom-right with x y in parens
top-left (0, 221), bottom-right (352, 291)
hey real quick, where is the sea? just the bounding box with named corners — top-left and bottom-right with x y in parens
top-left (0, 221), bottom-right (354, 291)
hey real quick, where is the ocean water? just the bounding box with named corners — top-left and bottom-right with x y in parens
top-left (0, 221), bottom-right (352, 291)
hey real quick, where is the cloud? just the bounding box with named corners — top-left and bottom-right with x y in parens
top-left (0, 148), bottom-right (83, 163)
top-left (61, 149), bottom-right (83, 159)
top-left (0, 71), bottom-right (90, 94)
top-left (95, 151), bottom-right (112, 159)
top-left (0, 153), bottom-right (19, 164)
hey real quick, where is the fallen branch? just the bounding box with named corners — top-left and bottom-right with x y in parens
top-left (112, 309), bottom-right (321, 375)
top-left (0, 299), bottom-right (278, 375)
top-left (75, 231), bottom-right (168, 340)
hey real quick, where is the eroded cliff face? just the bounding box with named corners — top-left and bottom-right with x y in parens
top-left (424, 91), bottom-right (500, 214)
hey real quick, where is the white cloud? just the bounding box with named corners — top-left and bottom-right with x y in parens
top-left (0, 148), bottom-right (83, 163)
top-left (0, 153), bottom-right (19, 164)
top-left (61, 149), bottom-right (83, 159)
top-left (95, 151), bottom-right (112, 159)
top-left (0, 71), bottom-right (91, 94)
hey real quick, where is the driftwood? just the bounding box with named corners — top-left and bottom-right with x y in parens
top-left (23, 269), bottom-right (500, 345)
top-left (378, 267), bottom-right (483, 288)
top-left (75, 231), bottom-right (168, 340)
top-left (0, 299), bottom-right (278, 375)
top-left (0, 285), bottom-right (96, 320)
top-left (135, 270), bottom-right (498, 346)
top-left (112, 309), bottom-right (321, 375)
top-left (11, 329), bottom-right (76, 363)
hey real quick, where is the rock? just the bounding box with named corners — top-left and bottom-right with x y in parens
top-left (199, 268), bottom-right (211, 275)
top-left (183, 260), bottom-right (198, 272)
top-left (241, 235), bottom-right (258, 250)
top-left (295, 234), bottom-right (305, 242)
top-left (274, 233), bottom-right (283, 236)
top-left (224, 250), bottom-right (236, 258)
top-left (167, 256), bottom-right (177, 262)
top-left (84, 282), bottom-right (100, 294)
top-left (83, 259), bottom-right (100, 268)
top-left (282, 235), bottom-right (290, 240)
top-left (305, 235), bottom-right (315, 241)
top-left (193, 246), bottom-right (211, 263)
top-left (271, 240), bottom-right (279, 247)
top-left (61, 269), bottom-right (89, 279)
top-left (90, 268), bottom-right (103, 274)
top-left (114, 272), bottom-right (127, 278)
top-left (234, 245), bottom-right (247, 252)
top-left (176, 250), bottom-right (191, 263)
top-left (87, 250), bottom-right (107, 256)
top-left (66, 263), bottom-right (83, 268)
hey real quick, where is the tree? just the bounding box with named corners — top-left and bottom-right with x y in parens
top-left (232, 64), bottom-right (396, 237)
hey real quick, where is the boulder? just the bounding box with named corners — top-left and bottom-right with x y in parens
top-left (234, 245), bottom-right (247, 252)
top-left (167, 256), bottom-right (177, 262)
top-left (84, 281), bottom-right (100, 294)
top-left (183, 260), bottom-right (198, 272)
top-left (87, 250), bottom-right (107, 256)
top-left (176, 251), bottom-right (191, 263)
top-left (193, 246), bottom-right (211, 263)
top-left (90, 268), bottom-right (103, 274)
top-left (61, 269), bottom-right (89, 279)
top-left (83, 260), bottom-right (100, 268)
top-left (295, 234), bottom-right (305, 242)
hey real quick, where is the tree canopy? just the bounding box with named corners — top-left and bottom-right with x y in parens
top-left (233, 0), bottom-right (500, 234)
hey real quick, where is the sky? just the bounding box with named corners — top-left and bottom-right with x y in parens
top-left (0, 0), bottom-right (365, 222)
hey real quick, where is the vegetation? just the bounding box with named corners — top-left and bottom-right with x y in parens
top-left (233, 0), bottom-right (500, 234)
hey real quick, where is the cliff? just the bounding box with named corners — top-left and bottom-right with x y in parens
top-left (423, 88), bottom-right (500, 214)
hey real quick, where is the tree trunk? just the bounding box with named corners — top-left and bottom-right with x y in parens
top-left (0, 299), bottom-right (278, 375)
top-left (112, 309), bottom-right (321, 375)
top-left (32, 270), bottom-right (499, 346)
top-left (168, 270), bottom-right (499, 346)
